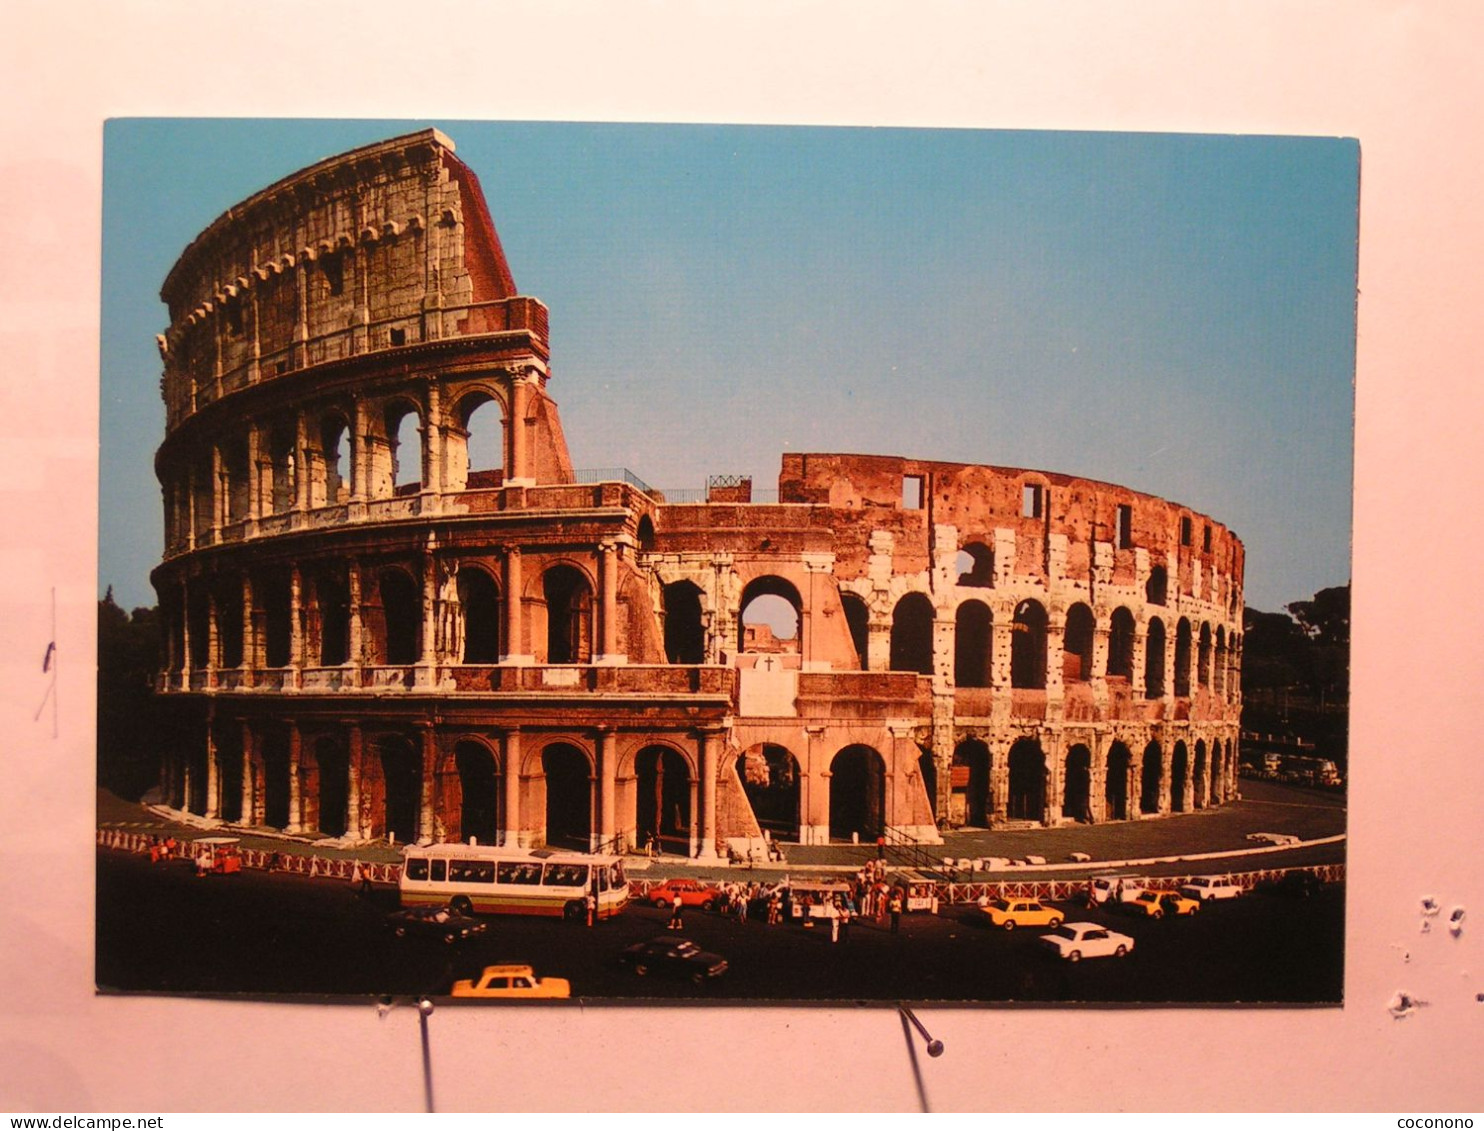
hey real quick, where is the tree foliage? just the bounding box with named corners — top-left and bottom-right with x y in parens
top-left (98, 590), bottom-right (162, 799)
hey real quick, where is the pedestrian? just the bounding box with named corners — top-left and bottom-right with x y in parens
top-left (668, 894), bottom-right (684, 931)
top-left (736, 891), bottom-right (748, 923)
top-left (828, 899), bottom-right (841, 943)
top-left (585, 891), bottom-right (597, 928)
top-left (876, 833), bottom-right (886, 860)
top-left (840, 902), bottom-right (853, 943)
top-left (889, 888), bottom-right (903, 934)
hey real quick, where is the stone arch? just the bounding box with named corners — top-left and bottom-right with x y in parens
top-left (956, 542), bottom-right (995, 587)
top-left (636, 514), bottom-right (656, 552)
top-left (1214, 626), bottom-right (1227, 696)
top-left (384, 399), bottom-right (423, 493)
top-left (635, 744), bottom-right (692, 855)
top-left (449, 388), bottom-right (506, 491)
top-left (187, 586), bottom-right (211, 669)
top-left (223, 435), bottom-right (251, 523)
top-left (1012, 599), bottom-right (1048, 689)
top-left (1171, 740), bottom-right (1190, 812)
top-left (542, 563), bottom-right (594, 664)
top-left (310, 734), bottom-right (349, 837)
top-left (1175, 618), bottom-right (1193, 696)
top-left (1193, 739), bottom-right (1208, 809)
top-left (214, 722), bottom-right (244, 824)
top-left (1146, 564), bottom-right (1168, 606)
top-left (738, 575), bottom-right (802, 654)
top-left (663, 580), bottom-right (705, 664)
top-left (542, 741), bottom-right (592, 849)
top-left (377, 567), bottom-right (421, 666)
top-left (376, 733), bottom-right (421, 844)
top-left (261, 727), bottom-right (292, 830)
top-left (260, 568), bottom-right (293, 668)
top-left (1198, 622), bottom-right (1213, 688)
top-left (317, 412), bottom-right (351, 506)
top-left (1140, 741), bottom-right (1162, 815)
top-left (891, 592), bottom-right (934, 674)
top-left (1108, 606), bottom-right (1135, 680)
top-left (829, 745), bottom-right (886, 840)
top-left (1145, 616), bottom-right (1167, 698)
top-left (1063, 603), bottom-right (1095, 683)
top-left (918, 746), bottom-right (937, 821)
top-left (458, 565), bottom-right (502, 664)
top-left (214, 577), bottom-right (245, 667)
top-left (841, 591), bottom-right (870, 670)
top-left (1105, 740), bottom-right (1133, 821)
top-left (1063, 744), bottom-right (1093, 822)
top-left (313, 569), bottom-right (351, 667)
top-left (736, 743), bottom-right (801, 842)
top-left (267, 423), bottom-right (296, 513)
top-left (954, 600), bottom-right (992, 687)
top-left (453, 738), bottom-right (502, 844)
top-left (952, 738), bottom-right (992, 827)
top-left (1007, 738), bottom-right (1046, 822)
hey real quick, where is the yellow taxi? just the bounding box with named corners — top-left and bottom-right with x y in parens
top-left (1129, 890), bottom-right (1201, 918)
top-left (981, 897), bottom-right (1064, 931)
top-left (450, 964), bottom-right (571, 999)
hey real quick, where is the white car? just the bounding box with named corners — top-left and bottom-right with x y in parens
top-left (1180, 876), bottom-right (1243, 901)
top-left (1089, 876), bottom-right (1147, 905)
top-left (1039, 922), bottom-right (1135, 962)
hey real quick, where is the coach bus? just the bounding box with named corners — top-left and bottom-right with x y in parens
top-left (398, 844), bottom-right (630, 921)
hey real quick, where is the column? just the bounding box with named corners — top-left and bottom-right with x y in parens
top-left (502, 546), bottom-right (528, 662)
top-left (289, 565), bottom-right (303, 687)
top-left (180, 578), bottom-right (193, 682)
top-left (418, 550), bottom-right (438, 686)
top-left (186, 463), bottom-right (198, 550)
top-left (1089, 736), bottom-right (1107, 823)
top-left (423, 383), bottom-right (443, 499)
top-left (286, 723), bottom-right (302, 833)
top-left (239, 720), bottom-right (254, 827)
top-left (802, 725), bottom-right (829, 845)
top-left (1046, 618), bottom-right (1065, 696)
top-left (345, 722), bottom-right (363, 841)
top-left (418, 723), bottom-right (437, 845)
top-left (597, 728), bottom-right (617, 853)
top-left (245, 420), bottom-right (262, 528)
top-left (293, 413), bottom-right (311, 518)
top-left (597, 542), bottom-right (620, 663)
top-left (240, 573), bottom-right (255, 685)
top-left (990, 616), bottom-right (1014, 690)
top-left (204, 719), bottom-right (220, 820)
top-left (350, 399), bottom-right (368, 506)
top-left (508, 374), bottom-right (530, 484)
top-left (1131, 625), bottom-right (1147, 698)
top-left (205, 589), bottom-right (219, 681)
top-left (347, 562), bottom-right (363, 672)
top-left (698, 729), bottom-right (720, 859)
top-left (501, 728), bottom-right (522, 847)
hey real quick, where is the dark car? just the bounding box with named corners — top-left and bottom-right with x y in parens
top-left (1261, 870), bottom-right (1325, 898)
top-left (618, 937), bottom-right (729, 983)
top-left (386, 905), bottom-right (489, 943)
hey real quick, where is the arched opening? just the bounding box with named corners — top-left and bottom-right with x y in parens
top-left (387, 404), bottom-right (422, 493)
top-left (224, 437), bottom-right (250, 523)
top-left (215, 725), bottom-right (243, 824)
top-left (662, 580), bottom-right (705, 664)
top-left (458, 567), bottom-right (502, 664)
top-left (841, 592), bottom-right (870, 670)
top-left (1171, 741), bottom-right (1189, 812)
top-left (636, 515), bottom-right (656, 552)
top-left (1007, 739), bottom-right (1045, 822)
top-left (319, 416), bottom-right (349, 506)
top-left (1175, 618), bottom-right (1193, 696)
top-left (1198, 622), bottom-right (1213, 688)
top-left (890, 592), bottom-right (934, 675)
top-left (1063, 745), bottom-right (1093, 822)
top-left (829, 745), bottom-right (886, 841)
top-left (262, 729), bottom-right (291, 829)
top-left (542, 743), bottom-right (591, 850)
top-left (214, 581), bottom-right (242, 667)
top-left (1063, 603), bottom-right (1095, 683)
top-left (736, 744), bottom-right (801, 842)
top-left (378, 734), bottom-right (420, 844)
top-left (314, 736), bottom-right (349, 837)
top-left (186, 737), bottom-right (209, 816)
top-left (1108, 607), bottom-right (1135, 680)
top-left (268, 426), bottom-right (296, 514)
top-left (1012, 599), bottom-right (1048, 689)
top-left (954, 601), bottom-right (991, 687)
top-left (1105, 741), bottom-right (1132, 821)
top-left (956, 542), bottom-right (994, 587)
top-left (543, 565), bottom-right (593, 664)
top-left (261, 571), bottom-right (292, 668)
top-left (919, 747), bottom-right (937, 821)
top-left (1214, 626), bottom-right (1227, 696)
top-left (1146, 565), bottom-right (1168, 606)
top-left (636, 745), bottom-right (691, 855)
top-left (378, 569), bottom-right (421, 666)
top-left (316, 572), bottom-right (350, 667)
top-left (952, 739), bottom-right (991, 827)
top-left (458, 392), bottom-right (505, 490)
top-left (1193, 740), bottom-right (1208, 809)
top-left (1145, 617), bottom-right (1166, 698)
top-left (739, 577), bottom-right (801, 654)
top-left (187, 587), bottom-right (211, 669)
top-left (1140, 742), bottom-right (1162, 815)
top-left (455, 740), bottom-right (501, 844)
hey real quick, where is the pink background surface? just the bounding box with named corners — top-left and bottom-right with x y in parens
top-left (2, 0), bottom-right (1481, 1113)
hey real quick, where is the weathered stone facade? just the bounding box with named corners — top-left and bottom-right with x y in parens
top-left (152, 129), bottom-right (1244, 857)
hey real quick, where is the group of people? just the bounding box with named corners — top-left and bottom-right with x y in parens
top-left (147, 835), bottom-right (178, 863)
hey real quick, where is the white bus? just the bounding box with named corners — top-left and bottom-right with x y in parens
top-left (399, 844), bottom-right (630, 921)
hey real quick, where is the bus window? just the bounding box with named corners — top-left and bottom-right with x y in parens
top-left (543, 864), bottom-right (589, 887)
top-left (498, 861), bottom-right (542, 885)
top-left (449, 859), bottom-right (495, 884)
top-left (406, 858), bottom-right (429, 881)
top-left (431, 860), bottom-right (447, 883)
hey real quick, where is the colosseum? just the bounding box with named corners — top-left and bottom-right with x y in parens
top-left (150, 128), bottom-right (1244, 858)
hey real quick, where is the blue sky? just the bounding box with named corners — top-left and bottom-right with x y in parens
top-left (101, 119), bottom-right (1357, 614)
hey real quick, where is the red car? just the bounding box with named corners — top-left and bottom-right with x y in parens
top-left (648, 878), bottom-right (722, 911)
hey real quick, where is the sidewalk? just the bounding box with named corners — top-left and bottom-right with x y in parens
top-left (98, 777), bottom-right (1345, 882)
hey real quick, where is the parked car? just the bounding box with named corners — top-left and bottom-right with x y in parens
top-left (647, 878), bottom-right (723, 911)
top-left (1260, 870), bottom-right (1325, 898)
top-left (450, 964), bottom-right (571, 998)
top-left (618, 937), bottom-right (729, 983)
top-left (1180, 876), bottom-right (1243, 901)
top-left (981, 898), bottom-right (1063, 931)
top-left (385, 906), bottom-right (489, 943)
top-left (1039, 922), bottom-right (1135, 962)
top-left (1129, 890), bottom-right (1200, 917)
top-left (1088, 875), bottom-right (1147, 905)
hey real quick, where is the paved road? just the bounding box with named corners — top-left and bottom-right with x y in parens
top-left (97, 849), bottom-right (1343, 1004)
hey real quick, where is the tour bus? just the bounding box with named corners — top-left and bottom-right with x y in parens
top-left (398, 843), bottom-right (630, 921)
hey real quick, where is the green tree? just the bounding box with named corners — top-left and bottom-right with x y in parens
top-left (97, 589), bottom-right (162, 799)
